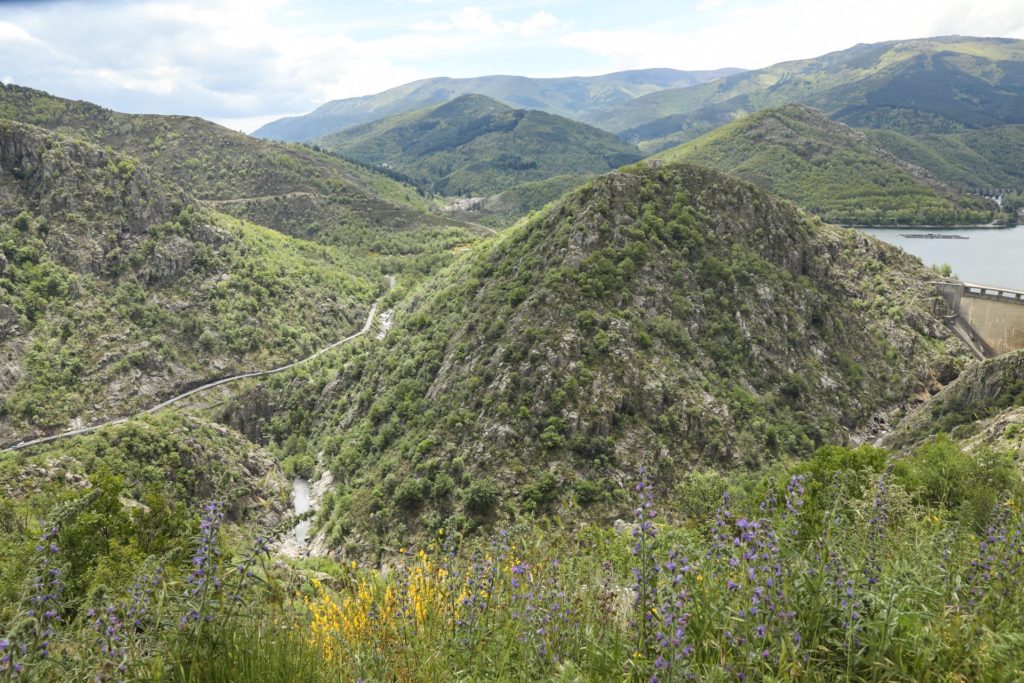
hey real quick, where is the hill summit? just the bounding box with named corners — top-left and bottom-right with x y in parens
top-left (656, 105), bottom-right (1003, 225)
top-left (230, 161), bottom-right (972, 548)
top-left (317, 94), bottom-right (642, 196)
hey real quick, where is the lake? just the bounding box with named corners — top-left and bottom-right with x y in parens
top-left (858, 225), bottom-right (1024, 290)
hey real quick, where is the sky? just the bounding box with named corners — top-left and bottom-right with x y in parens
top-left (1, 0), bottom-right (1023, 131)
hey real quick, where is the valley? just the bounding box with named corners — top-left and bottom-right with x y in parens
top-left (1, 21), bottom-right (1024, 683)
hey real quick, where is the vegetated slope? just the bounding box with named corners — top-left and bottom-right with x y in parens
top-left (232, 162), bottom-right (971, 550)
top-left (595, 37), bottom-right (1024, 152)
top-left (465, 174), bottom-right (591, 227)
top-left (0, 83), bottom-right (462, 250)
top-left (0, 119), bottom-right (380, 442)
top-left (0, 410), bottom-right (292, 613)
top-left (318, 95), bottom-right (642, 196)
top-left (656, 105), bottom-right (1003, 225)
top-left (883, 349), bottom-right (1024, 450)
top-left (865, 125), bottom-right (1024, 191)
top-left (253, 68), bottom-right (744, 142)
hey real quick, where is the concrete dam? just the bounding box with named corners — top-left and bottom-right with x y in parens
top-left (936, 281), bottom-right (1024, 358)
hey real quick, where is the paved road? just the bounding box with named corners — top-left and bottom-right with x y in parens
top-left (0, 287), bottom-right (389, 453)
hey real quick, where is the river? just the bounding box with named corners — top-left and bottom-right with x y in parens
top-left (858, 225), bottom-right (1024, 290)
top-left (293, 477), bottom-right (311, 546)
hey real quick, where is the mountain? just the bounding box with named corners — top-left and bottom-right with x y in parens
top-left (317, 94), bottom-right (642, 196)
top-left (591, 37), bottom-right (1024, 152)
top-left (253, 68), bottom-right (743, 142)
top-left (0, 83), bottom-right (474, 251)
top-left (0, 118), bottom-right (383, 442)
top-left (865, 125), bottom-right (1024, 191)
top-left (655, 105), bottom-right (1004, 225)
top-left (225, 161), bottom-right (972, 548)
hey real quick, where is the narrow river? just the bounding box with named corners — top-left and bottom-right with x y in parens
top-left (293, 477), bottom-right (312, 546)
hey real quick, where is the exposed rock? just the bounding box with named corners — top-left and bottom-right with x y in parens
top-left (0, 304), bottom-right (18, 335)
top-left (146, 235), bottom-right (195, 283)
top-left (883, 350), bottom-right (1024, 450)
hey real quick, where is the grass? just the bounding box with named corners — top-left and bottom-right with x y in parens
top-left (4, 434), bottom-right (1023, 682)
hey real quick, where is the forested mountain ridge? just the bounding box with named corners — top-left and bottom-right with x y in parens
top-left (656, 105), bottom-right (1006, 225)
top-left (594, 36), bottom-right (1024, 152)
top-left (225, 161), bottom-right (973, 550)
top-left (0, 83), bottom-right (469, 250)
top-left (253, 68), bottom-right (744, 142)
top-left (318, 94), bottom-right (642, 196)
top-left (865, 124), bottom-right (1024, 192)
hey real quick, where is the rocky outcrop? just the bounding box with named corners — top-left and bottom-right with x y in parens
top-left (883, 350), bottom-right (1024, 449)
top-left (0, 119), bottom-right (186, 235)
top-left (145, 235), bottom-right (196, 283)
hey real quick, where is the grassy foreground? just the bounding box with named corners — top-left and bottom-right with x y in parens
top-left (2, 438), bottom-right (1023, 681)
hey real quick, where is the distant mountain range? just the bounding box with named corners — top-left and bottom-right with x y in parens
top-left (318, 94), bottom-right (641, 196)
top-left (253, 68), bottom-right (743, 142)
top-left (600, 36), bottom-right (1024, 152)
top-left (253, 36), bottom-right (1024, 208)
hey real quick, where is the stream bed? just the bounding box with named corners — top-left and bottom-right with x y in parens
top-left (292, 476), bottom-right (311, 547)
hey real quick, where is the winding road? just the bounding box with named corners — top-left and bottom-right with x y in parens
top-left (0, 280), bottom-right (392, 453)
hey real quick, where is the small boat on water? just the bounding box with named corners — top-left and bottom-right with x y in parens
top-left (901, 233), bottom-right (969, 239)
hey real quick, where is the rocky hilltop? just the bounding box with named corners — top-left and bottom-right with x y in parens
top-left (656, 105), bottom-right (1004, 225)
top-left (230, 161), bottom-right (973, 550)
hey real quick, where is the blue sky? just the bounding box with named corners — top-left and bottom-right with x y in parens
top-left (1, 0), bottom-right (1023, 131)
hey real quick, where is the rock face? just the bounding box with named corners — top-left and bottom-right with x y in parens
top-left (0, 119), bottom-right (185, 235)
top-left (883, 350), bottom-right (1024, 449)
top-left (261, 162), bottom-right (972, 550)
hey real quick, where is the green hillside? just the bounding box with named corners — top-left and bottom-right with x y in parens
top-left (0, 119), bottom-right (383, 442)
top-left (254, 68), bottom-right (743, 142)
top-left (317, 94), bottom-right (642, 196)
top-left (656, 105), bottom-right (1004, 225)
top-left (0, 83), bottom-right (473, 251)
top-left (227, 161), bottom-right (971, 549)
top-left (865, 125), bottom-right (1024, 190)
top-left (592, 37), bottom-right (1024, 152)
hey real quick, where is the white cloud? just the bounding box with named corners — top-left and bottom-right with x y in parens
top-left (0, 0), bottom-right (1020, 123)
top-left (519, 11), bottom-right (558, 38)
top-left (0, 21), bottom-right (39, 45)
top-left (213, 111), bottom-right (306, 133)
top-left (561, 0), bottom-right (1024, 71)
top-left (1, 75), bottom-right (12, 85)
top-left (696, 0), bottom-right (731, 12)
top-left (452, 6), bottom-right (501, 34)
top-left (411, 19), bottom-right (453, 32)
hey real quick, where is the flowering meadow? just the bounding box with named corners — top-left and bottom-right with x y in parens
top-left (2, 438), bottom-right (1024, 681)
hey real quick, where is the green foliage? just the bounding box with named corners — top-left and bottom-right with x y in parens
top-left (8, 457), bottom-right (1024, 681)
top-left (593, 36), bottom-right (1024, 151)
top-left (239, 162), bottom-right (969, 550)
top-left (318, 94), bottom-right (641, 197)
top-left (658, 106), bottom-right (1004, 226)
top-left (0, 82), bottom-right (447, 250)
top-left (464, 478), bottom-right (500, 516)
top-left (866, 125), bottom-right (1024, 192)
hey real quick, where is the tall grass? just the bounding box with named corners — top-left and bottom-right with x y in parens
top-left (4, 458), bottom-right (1024, 681)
